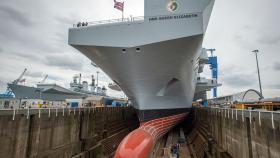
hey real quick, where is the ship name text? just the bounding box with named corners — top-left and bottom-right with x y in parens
top-left (148, 13), bottom-right (198, 22)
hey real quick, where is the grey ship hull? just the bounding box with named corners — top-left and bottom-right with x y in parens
top-left (8, 84), bottom-right (85, 101)
top-left (69, 0), bottom-right (215, 121)
top-left (73, 36), bottom-right (202, 121)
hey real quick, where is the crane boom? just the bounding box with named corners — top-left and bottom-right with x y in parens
top-left (39, 75), bottom-right (48, 84)
top-left (12, 68), bottom-right (27, 85)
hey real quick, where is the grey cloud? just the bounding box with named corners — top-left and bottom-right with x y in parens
top-left (232, 34), bottom-right (254, 50)
top-left (52, 14), bottom-right (82, 44)
top-left (266, 84), bottom-right (280, 89)
top-left (222, 74), bottom-right (256, 88)
top-left (220, 67), bottom-right (257, 88)
top-left (257, 33), bottom-right (280, 45)
top-left (25, 71), bottom-right (44, 78)
top-left (0, 5), bottom-right (65, 57)
top-left (48, 75), bottom-right (63, 81)
top-left (0, 80), bottom-right (7, 92)
top-left (54, 32), bottom-right (66, 43)
top-left (273, 62), bottom-right (280, 71)
top-left (56, 14), bottom-right (79, 25)
top-left (0, 5), bottom-right (33, 27)
top-left (243, 25), bottom-right (252, 30)
top-left (45, 54), bottom-right (84, 71)
top-left (273, 85), bottom-right (280, 89)
top-left (10, 51), bottom-right (42, 61)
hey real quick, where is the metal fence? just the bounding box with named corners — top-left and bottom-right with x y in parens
top-left (0, 107), bottom-right (132, 121)
top-left (196, 107), bottom-right (280, 129)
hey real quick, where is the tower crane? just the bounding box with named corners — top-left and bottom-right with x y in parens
top-left (206, 49), bottom-right (218, 98)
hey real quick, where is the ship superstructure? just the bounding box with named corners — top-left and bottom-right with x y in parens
top-left (69, 74), bottom-right (107, 96)
top-left (7, 71), bottom-right (107, 101)
top-left (69, 0), bottom-right (215, 122)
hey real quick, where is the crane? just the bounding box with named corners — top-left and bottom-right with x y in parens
top-left (206, 49), bottom-right (218, 98)
top-left (39, 75), bottom-right (48, 84)
top-left (12, 68), bottom-right (27, 85)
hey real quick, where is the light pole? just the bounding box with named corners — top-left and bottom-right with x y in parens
top-left (96, 71), bottom-right (100, 87)
top-left (252, 50), bottom-right (263, 97)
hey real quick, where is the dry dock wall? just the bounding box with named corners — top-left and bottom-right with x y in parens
top-left (0, 107), bottom-right (139, 158)
top-left (195, 108), bottom-right (280, 158)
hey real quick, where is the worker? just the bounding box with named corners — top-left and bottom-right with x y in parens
top-left (77, 22), bottom-right (81, 27)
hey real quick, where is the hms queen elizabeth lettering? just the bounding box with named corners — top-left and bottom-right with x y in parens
top-left (148, 13), bottom-right (199, 22)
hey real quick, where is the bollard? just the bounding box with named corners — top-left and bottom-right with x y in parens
top-left (242, 110), bottom-right (244, 122)
top-left (12, 108), bottom-right (16, 121)
top-left (236, 109), bottom-right (238, 120)
top-left (232, 109), bottom-right (233, 119)
top-left (271, 112), bottom-right (275, 129)
top-left (74, 108), bottom-right (76, 115)
top-left (214, 109), bottom-right (216, 116)
top-left (26, 108), bottom-right (30, 119)
top-left (249, 110), bottom-right (252, 124)
top-left (56, 108), bottom-right (58, 117)
top-left (39, 109), bottom-right (41, 118)
top-left (48, 108), bottom-right (51, 118)
top-left (63, 108), bottom-right (65, 116)
top-left (258, 111), bottom-right (261, 126)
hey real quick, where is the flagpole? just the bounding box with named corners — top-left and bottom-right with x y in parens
top-left (122, 2), bottom-right (124, 21)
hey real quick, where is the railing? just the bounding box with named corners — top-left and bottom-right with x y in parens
top-left (72, 12), bottom-right (201, 28)
top-left (196, 107), bottom-right (280, 129)
top-left (73, 16), bottom-right (145, 28)
top-left (0, 106), bottom-right (132, 120)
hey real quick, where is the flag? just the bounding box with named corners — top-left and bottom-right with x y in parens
top-left (19, 78), bottom-right (26, 83)
top-left (114, 0), bottom-right (124, 11)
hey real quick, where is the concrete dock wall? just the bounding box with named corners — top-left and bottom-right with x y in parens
top-left (0, 107), bottom-right (139, 158)
top-left (195, 108), bottom-right (280, 158)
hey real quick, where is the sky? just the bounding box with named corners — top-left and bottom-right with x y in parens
top-left (0, 0), bottom-right (279, 98)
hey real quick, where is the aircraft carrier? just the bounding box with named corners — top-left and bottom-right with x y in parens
top-left (68, 0), bottom-right (215, 122)
top-left (69, 0), bottom-right (216, 157)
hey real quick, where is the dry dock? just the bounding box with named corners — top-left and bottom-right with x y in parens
top-left (0, 107), bottom-right (280, 158)
top-left (0, 107), bottom-right (139, 158)
top-left (192, 108), bottom-right (280, 158)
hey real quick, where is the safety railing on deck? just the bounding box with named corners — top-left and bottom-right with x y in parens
top-left (73, 16), bottom-right (144, 28)
top-left (72, 12), bottom-right (201, 28)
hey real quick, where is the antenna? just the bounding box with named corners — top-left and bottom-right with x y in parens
top-left (79, 73), bottom-right (82, 84)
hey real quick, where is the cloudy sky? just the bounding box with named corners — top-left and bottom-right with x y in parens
top-left (0, 0), bottom-right (279, 98)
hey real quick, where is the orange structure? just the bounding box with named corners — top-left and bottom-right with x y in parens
top-left (115, 113), bottom-right (188, 158)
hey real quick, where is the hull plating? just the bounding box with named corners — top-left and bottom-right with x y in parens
top-left (73, 35), bottom-right (203, 113)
